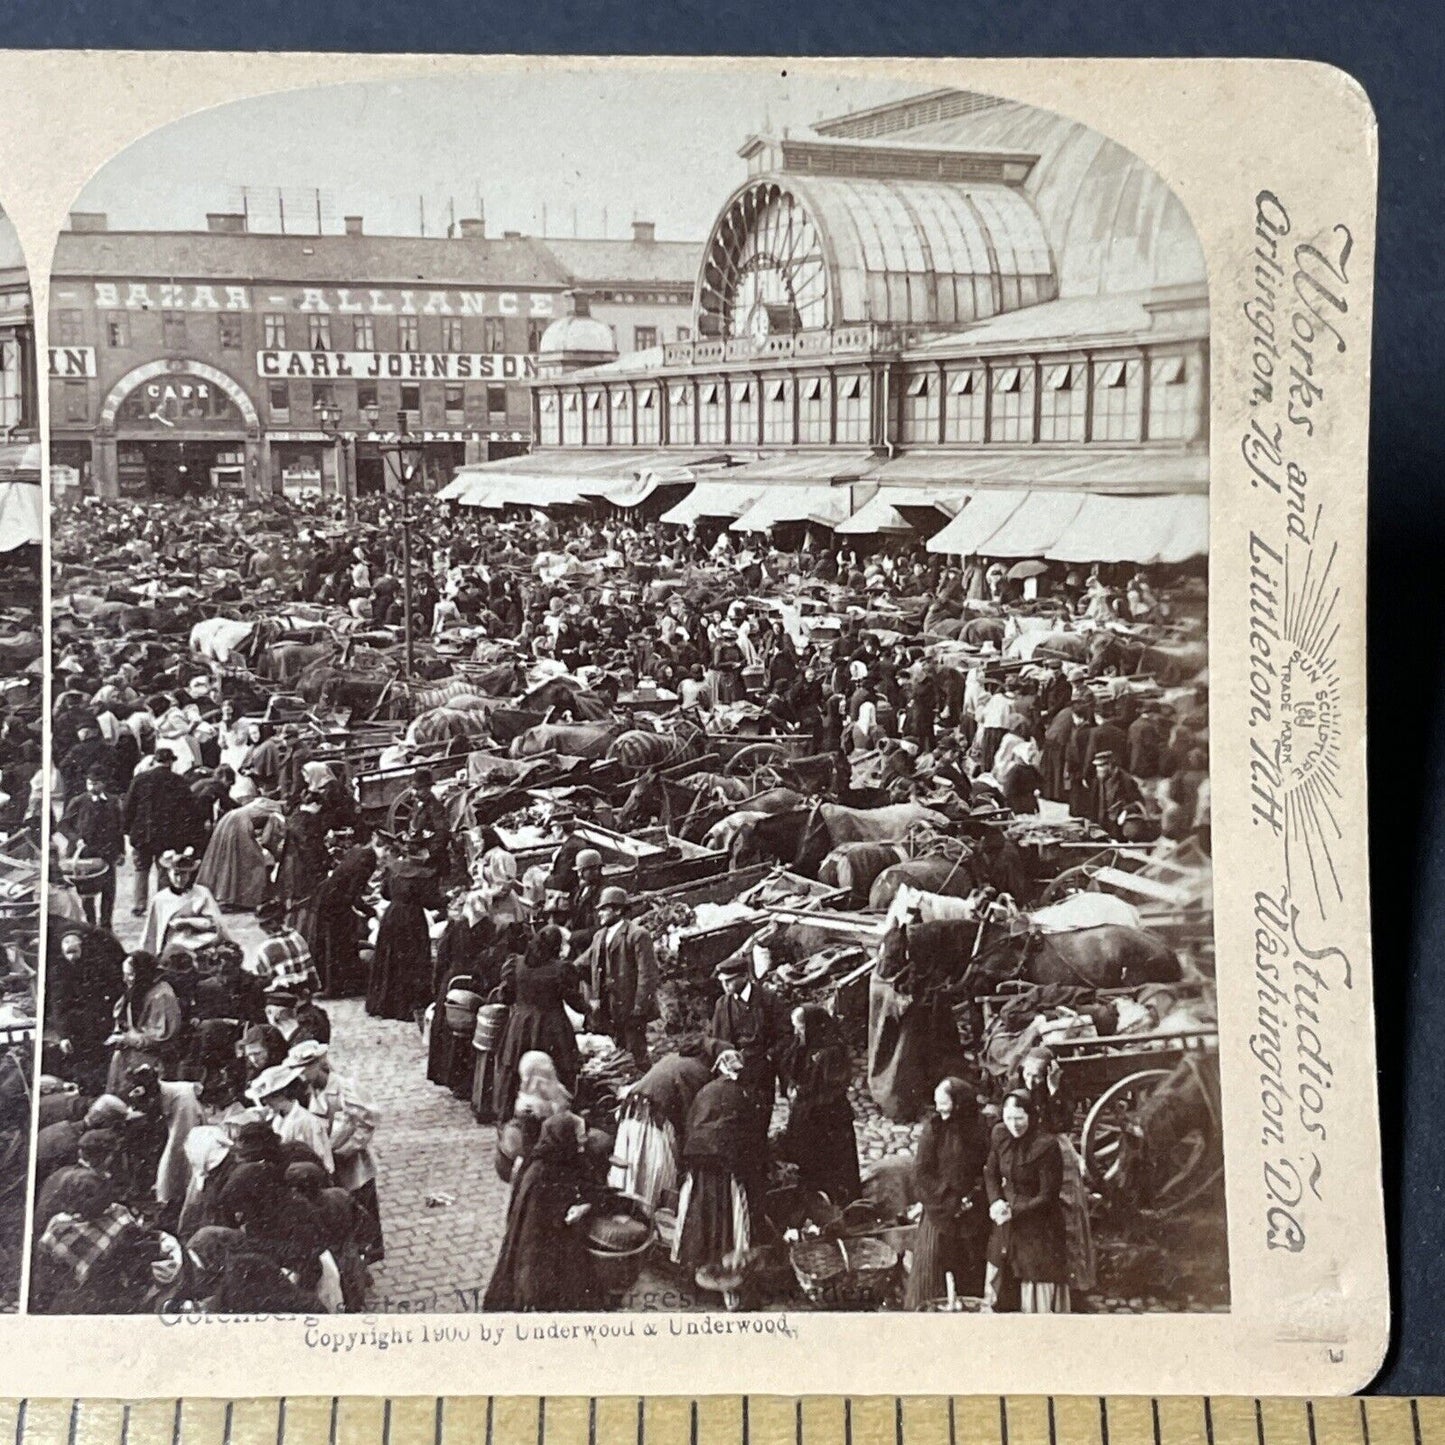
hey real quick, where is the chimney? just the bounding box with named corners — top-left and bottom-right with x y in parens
top-left (502, 229), bottom-right (522, 239)
top-left (632, 220), bottom-right (656, 244)
top-left (458, 217), bottom-right (486, 238)
top-left (567, 290), bottom-right (593, 318)
top-left (344, 215), bottom-right (364, 236)
top-left (67, 211), bottom-right (108, 233)
top-left (206, 212), bottom-right (247, 234)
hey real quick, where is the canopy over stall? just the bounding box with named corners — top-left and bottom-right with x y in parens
top-left (730, 485), bottom-right (856, 533)
top-left (1049, 493), bottom-right (1209, 564)
top-left (927, 486), bottom-right (1208, 563)
top-left (835, 487), bottom-right (964, 536)
top-left (660, 481), bottom-right (767, 525)
top-left (0, 441), bottom-right (41, 551)
top-left (445, 449), bottom-right (715, 510)
top-left (925, 489), bottom-right (1032, 555)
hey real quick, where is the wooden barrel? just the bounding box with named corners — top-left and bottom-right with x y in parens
top-left (472, 1002), bottom-right (509, 1053)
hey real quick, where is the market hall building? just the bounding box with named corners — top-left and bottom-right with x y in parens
top-left (46, 215), bottom-right (697, 501)
top-left (453, 89), bottom-right (1209, 567)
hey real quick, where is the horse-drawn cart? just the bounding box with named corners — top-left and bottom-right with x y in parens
top-left (1063, 1028), bottom-right (1221, 1215)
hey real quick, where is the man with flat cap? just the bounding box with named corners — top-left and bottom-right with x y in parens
top-left (708, 941), bottom-right (789, 1133)
top-left (580, 885), bottom-right (659, 1068)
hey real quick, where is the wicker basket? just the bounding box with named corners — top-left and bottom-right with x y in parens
top-left (586, 1196), bottom-right (655, 1296)
top-left (789, 1234), bottom-right (898, 1307)
top-left (444, 985), bottom-right (483, 1034)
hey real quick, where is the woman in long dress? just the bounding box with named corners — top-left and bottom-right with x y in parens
top-left (490, 925), bottom-right (584, 1121)
top-left (905, 1077), bottom-right (990, 1309)
top-left (426, 895), bottom-right (507, 1095)
top-left (196, 794), bottom-right (285, 910)
top-left (106, 949), bottom-right (183, 1092)
top-left (673, 1049), bottom-right (762, 1304)
top-left (780, 1005), bottom-right (861, 1206)
top-left (609, 1038), bottom-right (715, 1211)
top-left (482, 1111), bottom-right (603, 1313)
top-left (311, 834), bottom-right (377, 999)
top-left (365, 841), bottom-right (442, 1023)
top-left (983, 1089), bottom-right (1070, 1313)
top-left (275, 797), bottom-right (330, 950)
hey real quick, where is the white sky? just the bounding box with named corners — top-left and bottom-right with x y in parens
top-left (0, 210), bottom-right (23, 270)
top-left (72, 67), bottom-right (920, 242)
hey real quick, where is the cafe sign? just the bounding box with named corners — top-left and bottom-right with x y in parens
top-left (258, 350), bottom-right (540, 380)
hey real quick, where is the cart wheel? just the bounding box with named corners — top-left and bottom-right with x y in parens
top-left (1080, 1067), bottom-right (1171, 1191)
top-left (724, 742), bottom-right (787, 779)
top-left (1038, 848), bottom-right (1120, 904)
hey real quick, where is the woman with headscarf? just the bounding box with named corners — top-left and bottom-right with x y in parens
top-left (301, 760), bottom-right (361, 837)
top-left (365, 837), bottom-right (443, 1023)
top-left (984, 1090), bottom-right (1069, 1313)
top-left (673, 1049), bottom-right (762, 1304)
top-left (780, 1005), bottom-right (860, 1206)
top-left (275, 790), bottom-right (330, 949)
top-left (482, 1111), bottom-right (603, 1313)
top-left (477, 845), bottom-right (527, 927)
top-left (497, 1050), bottom-right (572, 1183)
top-left (196, 792), bottom-right (286, 910)
top-left (490, 924), bottom-right (585, 1122)
top-left (426, 890), bottom-right (503, 1095)
top-left (608, 1037), bottom-right (716, 1212)
top-left (310, 830), bottom-right (377, 999)
top-left (106, 949), bottom-right (183, 1092)
top-left (904, 1077), bottom-right (991, 1309)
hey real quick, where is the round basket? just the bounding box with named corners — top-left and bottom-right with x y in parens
top-left (472, 1002), bottom-right (510, 1052)
top-left (585, 1197), bottom-right (655, 1296)
top-left (444, 987), bottom-right (483, 1035)
top-left (61, 857), bottom-right (107, 882)
top-left (789, 1234), bottom-right (898, 1307)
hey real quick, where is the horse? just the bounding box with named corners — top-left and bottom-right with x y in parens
top-left (731, 798), bottom-right (949, 878)
top-left (877, 916), bottom-right (1180, 1008)
top-left (405, 704), bottom-right (497, 750)
top-left (606, 718), bottom-right (709, 775)
top-left (867, 854), bottom-right (980, 912)
top-left (189, 617), bottom-right (255, 666)
top-left (510, 721), bottom-right (623, 760)
top-left (616, 767), bottom-right (753, 834)
top-left (407, 676), bottom-right (488, 712)
top-left (519, 676), bottom-right (614, 721)
top-left (817, 841), bottom-right (909, 906)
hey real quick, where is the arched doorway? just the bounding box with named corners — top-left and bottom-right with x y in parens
top-left (99, 359), bottom-right (259, 498)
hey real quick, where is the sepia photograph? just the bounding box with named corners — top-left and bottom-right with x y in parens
top-left (35, 67), bottom-right (1222, 1322)
top-left (0, 202), bottom-right (41, 1314)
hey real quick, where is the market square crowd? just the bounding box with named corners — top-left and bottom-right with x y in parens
top-left (33, 485), bottom-right (1214, 1315)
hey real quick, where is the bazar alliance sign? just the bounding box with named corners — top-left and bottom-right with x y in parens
top-left (89, 282), bottom-right (558, 316)
top-left (258, 349), bottom-right (540, 381)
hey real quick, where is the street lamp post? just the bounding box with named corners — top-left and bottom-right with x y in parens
top-left (371, 405), bottom-right (424, 681)
top-left (313, 397), bottom-right (351, 517)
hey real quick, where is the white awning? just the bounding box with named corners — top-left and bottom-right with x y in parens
top-left (660, 482), bottom-right (766, 524)
top-left (973, 490), bottom-right (1092, 558)
top-left (1049, 493), bottom-right (1209, 563)
top-left (730, 485), bottom-right (856, 532)
top-left (836, 487), bottom-right (963, 535)
top-left (0, 482), bottom-right (41, 551)
top-left (925, 490), bottom-right (1032, 555)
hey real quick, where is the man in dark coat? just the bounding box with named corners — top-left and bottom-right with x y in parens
top-left (122, 749), bottom-right (203, 917)
top-left (708, 949), bottom-right (789, 1131)
top-left (580, 886), bottom-right (658, 1068)
top-left (58, 764), bottom-right (126, 930)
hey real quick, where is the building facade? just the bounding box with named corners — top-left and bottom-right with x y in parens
top-left (47, 213), bottom-right (699, 501)
top-left (502, 89), bottom-right (1209, 557)
top-left (0, 208), bottom-right (37, 443)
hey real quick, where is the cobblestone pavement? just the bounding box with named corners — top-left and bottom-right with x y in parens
top-left (97, 857), bottom-right (927, 1314)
